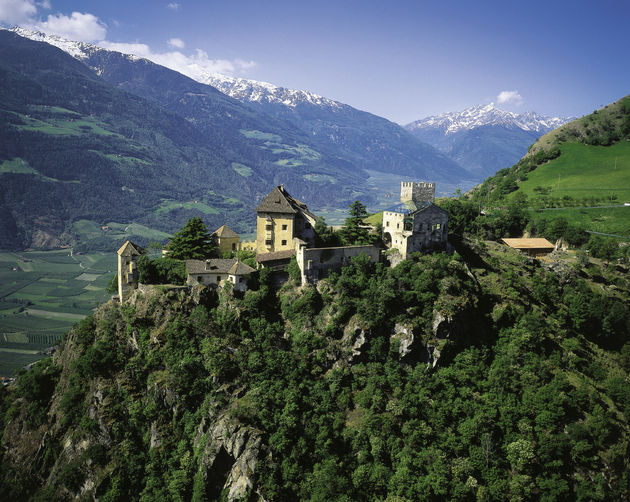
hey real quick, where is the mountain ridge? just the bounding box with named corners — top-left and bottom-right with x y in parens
top-left (9, 27), bottom-right (472, 185)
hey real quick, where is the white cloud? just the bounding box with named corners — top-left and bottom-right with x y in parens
top-left (0, 0), bottom-right (254, 80)
top-left (101, 41), bottom-right (256, 79)
top-left (167, 37), bottom-right (184, 49)
top-left (33, 11), bottom-right (107, 42)
top-left (497, 90), bottom-right (523, 106)
top-left (0, 0), bottom-right (38, 25)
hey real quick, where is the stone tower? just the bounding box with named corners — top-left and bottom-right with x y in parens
top-left (400, 181), bottom-right (435, 204)
top-left (117, 241), bottom-right (145, 303)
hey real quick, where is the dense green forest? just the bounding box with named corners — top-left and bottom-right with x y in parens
top-left (1, 234), bottom-right (628, 501)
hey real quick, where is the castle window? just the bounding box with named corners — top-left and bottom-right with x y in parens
top-left (305, 222), bottom-right (311, 229)
top-left (282, 224), bottom-right (287, 230)
top-left (239, 278), bottom-right (244, 283)
top-left (232, 243), bottom-right (236, 250)
top-left (266, 224), bottom-right (273, 231)
top-left (197, 276), bottom-right (202, 282)
top-left (281, 239), bottom-right (287, 246)
top-left (436, 223), bottom-right (441, 230)
top-left (386, 221), bottom-right (389, 227)
top-left (265, 239), bottom-right (272, 246)
top-left (397, 223), bottom-right (399, 229)
top-left (216, 276), bottom-right (221, 282)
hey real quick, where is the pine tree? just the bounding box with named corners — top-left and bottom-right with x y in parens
top-left (166, 217), bottom-right (217, 260)
top-left (340, 200), bottom-right (370, 245)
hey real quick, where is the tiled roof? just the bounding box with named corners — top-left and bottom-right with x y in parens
top-left (255, 185), bottom-right (316, 220)
top-left (501, 238), bottom-right (555, 249)
top-left (256, 186), bottom-right (298, 214)
top-left (186, 258), bottom-right (255, 275)
top-left (117, 240), bottom-right (145, 256)
top-left (213, 225), bottom-right (239, 238)
top-left (228, 261), bottom-right (255, 275)
top-left (256, 249), bottom-right (295, 263)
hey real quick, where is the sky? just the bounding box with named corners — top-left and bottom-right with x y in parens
top-left (0, 0), bottom-right (628, 124)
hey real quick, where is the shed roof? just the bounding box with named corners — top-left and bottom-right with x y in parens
top-left (186, 258), bottom-right (255, 275)
top-left (501, 238), bottom-right (555, 249)
top-left (256, 249), bottom-right (295, 263)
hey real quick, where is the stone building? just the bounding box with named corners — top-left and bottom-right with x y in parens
top-left (186, 258), bottom-right (255, 292)
top-left (117, 241), bottom-right (145, 303)
top-left (255, 185), bottom-right (317, 256)
top-left (382, 182), bottom-right (448, 259)
top-left (213, 225), bottom-right (240, 255)
top-left (296, 243), bottom-right (381, 285)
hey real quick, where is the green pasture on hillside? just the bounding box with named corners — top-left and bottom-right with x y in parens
top-left (510, 141), bottom-right (630, 201)
top-left (0, 249), bottom-right (116, 375)
top-left (529, 206), bottom-right (630, 238)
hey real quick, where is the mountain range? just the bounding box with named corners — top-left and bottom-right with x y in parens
top-left (405, 104), bottom-right (572, 178)
top-left (1, 28), bottom-right (573, 250)
top-left (9, 28), bottom-right (470, 183)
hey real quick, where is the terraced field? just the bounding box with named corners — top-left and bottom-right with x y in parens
top-left (0, 250), bottom-right (115, 375)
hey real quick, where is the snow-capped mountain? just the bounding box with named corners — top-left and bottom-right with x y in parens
top-left (7, 27), bottom-right (471, 187)
top-left (403, 104), bottom-right (572, 179)
top-left (406, 103), bottom-right (570, 135)
top-left (201, 73), bottom-right (342, 110)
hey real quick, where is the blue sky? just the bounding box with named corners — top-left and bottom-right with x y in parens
top-left (1, 0), bottom-right (628, 124)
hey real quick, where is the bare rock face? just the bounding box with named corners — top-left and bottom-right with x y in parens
top-left (195, 410), bottom-right (265, 501)
top-left (341, 317), bottom-right (370, 361)
top-left (390, 323), bottom-right (415, 359)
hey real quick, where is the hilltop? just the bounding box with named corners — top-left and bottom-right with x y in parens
top-left (467, 94), bottom-right (630, 237)
top-left (0, 236), bottom-right (628, 500)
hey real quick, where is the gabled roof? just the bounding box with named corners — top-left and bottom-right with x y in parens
top-left (186, 258), bottom-right (255, 275)
top-left (256, 185), bottom-right (316, 220)
top-left (213, 225), bottom-right (239, 239)
top-left (228, 260), bottom-right (255, 275)
top-left (501, 238), bottom-right (555, 249)
top-left (117, 240), bottom-right (145, 256)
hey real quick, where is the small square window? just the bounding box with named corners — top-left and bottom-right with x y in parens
top-left (197, 276), bottom-right (202, 282)
top-left (239, 278), bottom-right (244, 283)
top-left (216, 276), bottom-right (221, 282)
top-left (281, 239), bottom-right (287, 246)
top-left (282, 224), bottom-right (287, 230)
top-left (265, 239), bottom-right (272, 245)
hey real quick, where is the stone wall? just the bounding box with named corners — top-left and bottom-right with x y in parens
top-left (297, 245), bottom-right (381, 285)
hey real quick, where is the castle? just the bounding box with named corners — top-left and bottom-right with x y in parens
top-left (382, 181), bottom-right (449, 259)
top-left (117, 181), bottom-right (448, 301)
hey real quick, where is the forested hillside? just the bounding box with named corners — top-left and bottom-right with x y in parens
top-left (1, 238), bottom-right (628, 501)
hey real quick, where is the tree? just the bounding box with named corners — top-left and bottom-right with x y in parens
top-left (340, 201), bottom-right (370, 245)
top-left (165, 217), bottom-right (217, 260)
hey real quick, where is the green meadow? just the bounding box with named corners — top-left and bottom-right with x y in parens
top-left (0, 249), bottom-right (115, 375)
top-left (510, 141), bottom-right (630, 201)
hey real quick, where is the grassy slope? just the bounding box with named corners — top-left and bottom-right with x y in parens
top-left (509, 141), bottom-right (630, 200)
top-left (473, 95), bottom-right (630, 236)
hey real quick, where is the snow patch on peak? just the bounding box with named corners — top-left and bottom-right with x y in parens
top-left (406, 104), bottom-right (571, 135)
top-left (200, 73), bottom-right (343, 110)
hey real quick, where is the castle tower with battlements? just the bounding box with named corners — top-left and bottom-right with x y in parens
top-left (400, 181), bottom-right (435, 204)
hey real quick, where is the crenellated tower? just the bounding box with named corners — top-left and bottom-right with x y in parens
top-left (400, 181), bottom-right (435, 204)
